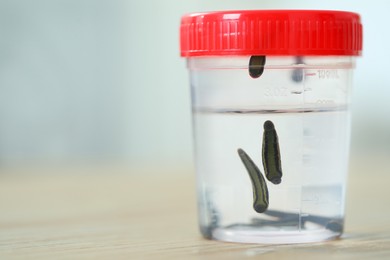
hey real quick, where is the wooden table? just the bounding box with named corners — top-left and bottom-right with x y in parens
top-left (1, 156), bottom-right (390, 259)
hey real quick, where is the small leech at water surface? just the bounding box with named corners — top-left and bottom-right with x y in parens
top-left (237, 148), bottom-right (269, 213)
top-left (262, 120), bottom-right (283, 185)
top-left (248, 56), bottom-right (266, 78)
top-left (291, 56), bottom-right (304, 83)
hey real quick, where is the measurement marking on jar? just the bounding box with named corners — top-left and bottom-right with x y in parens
top-left (316, 99), bottom-right (335, 104)
top-left (318, 69), bottom-right (340, 79)
top-left (302, 194), bottom-right (320, 204)
top-left (264, 87), bottom-right (288, 97)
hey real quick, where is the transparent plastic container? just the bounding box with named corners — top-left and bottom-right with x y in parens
top-left (180, 10), bottom-right (363, 244)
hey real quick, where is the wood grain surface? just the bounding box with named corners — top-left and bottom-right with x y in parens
top-left (1, 155), bottom-right (389, 259)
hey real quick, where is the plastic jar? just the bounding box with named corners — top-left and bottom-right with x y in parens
top-left (180, 10), bottom-right (362, 244)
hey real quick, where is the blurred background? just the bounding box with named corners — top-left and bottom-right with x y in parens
top-left (0, 0), bottom-right (388, 172)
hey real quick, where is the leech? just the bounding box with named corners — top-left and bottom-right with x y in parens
top-left (291, 56), bottom-right (304, 83)
top-left (262, 120), bottom-right (283, 184)
top-left (248, 55), bottom-right (266, 78)
top-left (237, 148), bottom-right (269, 213)
top-left (252, 210), bottom-right (344, 232)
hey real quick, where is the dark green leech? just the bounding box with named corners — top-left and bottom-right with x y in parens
top-left (237, 148), bottom-right (269, 213)
top-left (249, 56), bottom-right (266, 78)
top-left (262, 120), bottom-right (283, 184)
top-left (291, 56), bottom-right (304, 83)
top-left (252, 210), bottom-right (344, 232)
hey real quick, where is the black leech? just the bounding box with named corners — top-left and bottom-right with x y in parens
top-left (237, 148), bottom-right (269, 213)
top-left (249, 56), bottom-right (266, 78)
top-left (262, 120), bottom-right (283, 184)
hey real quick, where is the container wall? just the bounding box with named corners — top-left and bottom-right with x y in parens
top-left (189, 56), bottom-right (355, 243)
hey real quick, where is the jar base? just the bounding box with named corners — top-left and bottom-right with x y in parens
top-left (211, 227), bottom-right (342, 244)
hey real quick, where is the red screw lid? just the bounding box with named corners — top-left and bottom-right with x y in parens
top-left (180, 10), bottom-right (363, 56)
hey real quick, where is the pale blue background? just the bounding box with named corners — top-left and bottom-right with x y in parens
top-left (0, 0), bottom-right (388, 169)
